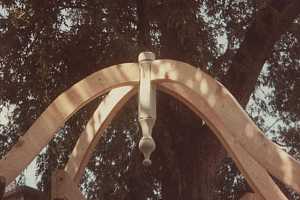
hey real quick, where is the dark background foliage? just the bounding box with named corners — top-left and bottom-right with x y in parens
top-left (0, 0), bottom-right (300, 199)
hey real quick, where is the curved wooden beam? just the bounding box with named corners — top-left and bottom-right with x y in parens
top-left (64, 86), bottom-right (137, 183)
top-left (240, 193), bottom-right (263, 200)
top-left (51, 169), bottom-right (86, 200)
top-left (152, 60), bottom-right (300, 193)
top-left (0, 63), bottom-right (140, 184)
top-left (65, 82), bottom-right (287, 199)
top-left (158, 83), bottom-right (286, 199)
top-left (0, 59), bottom-right (299, 194)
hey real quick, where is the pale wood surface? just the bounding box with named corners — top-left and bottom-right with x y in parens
top-left (240, 193), bottom-right (263, 200)
top-left (159, 83), bottom-right (287, 199)
top-left (0, 59), bottom-right (299, 195)
top-left (51, 170), bottom-right (86, 200)
top-left (64, 86), bottom-right (136, 183)
top-left (64, 81), bottom-right (288, 199)
top-left (138, 52), bottom-right (156, 120)
top-left (0, 63), bottom-right (139, 184)
top-left (138, 54), bottom-right (157, 166)
top-left (153, 60), bottom-right (300, 192)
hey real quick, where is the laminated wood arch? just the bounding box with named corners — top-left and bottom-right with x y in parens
top-left (0, 62), bottom-right (140, 185)
top-left (64, 82), bottom-right (288, 200)
top-left (64, 86), bottom-right (137, 183)
top-left (0, 59), bottom-right (299, 199)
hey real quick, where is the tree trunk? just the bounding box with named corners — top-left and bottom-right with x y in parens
top-left (133, 0), bottom-right (300, 199)
top-left (154, 1), bottom-right (300, 199)
top-left (154, 92), bottom-right (226, 200)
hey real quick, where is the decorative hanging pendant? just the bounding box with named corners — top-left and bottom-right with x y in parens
top-left (138, 52), bottom-right (156, 166)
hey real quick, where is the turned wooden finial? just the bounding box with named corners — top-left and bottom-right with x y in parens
top-left (138, 52), bottom-right (156, 166)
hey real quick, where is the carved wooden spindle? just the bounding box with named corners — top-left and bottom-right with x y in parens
top-left (138, 52), bottom-right (156, 166)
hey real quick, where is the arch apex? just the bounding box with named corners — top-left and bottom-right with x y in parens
top-left (138, 52), bottom-right (156, 62)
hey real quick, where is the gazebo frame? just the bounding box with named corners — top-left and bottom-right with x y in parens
top-left (1, 52), bottom-right (300, 200)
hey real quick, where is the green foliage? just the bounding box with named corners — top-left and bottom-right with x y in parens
top-left (0, 0), bottom-right (300, 199)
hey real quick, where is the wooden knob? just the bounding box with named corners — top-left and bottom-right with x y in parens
top-left (139, 136), bottom-right (156, 166)
top-left (138, 52), bottom-right (155, 62)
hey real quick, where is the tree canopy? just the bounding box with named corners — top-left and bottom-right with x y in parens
top-left (0, 0), bottom-right (300, 199)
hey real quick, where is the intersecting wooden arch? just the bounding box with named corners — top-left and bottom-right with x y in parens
top-left (0, 59), bottom-right (300, 200)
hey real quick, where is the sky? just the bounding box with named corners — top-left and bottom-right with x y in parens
top-left (0, 5), bottom-right (41, 188)
top-left (0, 5), bottom-right (38, 189)
top-left (0, 108), bottom-right (39, 188)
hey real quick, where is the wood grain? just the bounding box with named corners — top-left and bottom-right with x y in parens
top-left (64, 86), bottom-right (136, 183)
top-left (51, 170), bottom-right (86, 200)
top-left (240, 193), bottom-right (263, 200)
top-left (0, 59), bottom-right (299, 198)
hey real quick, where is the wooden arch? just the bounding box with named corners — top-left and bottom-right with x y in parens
top-left (1, 59), bottom-right (300, 199)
